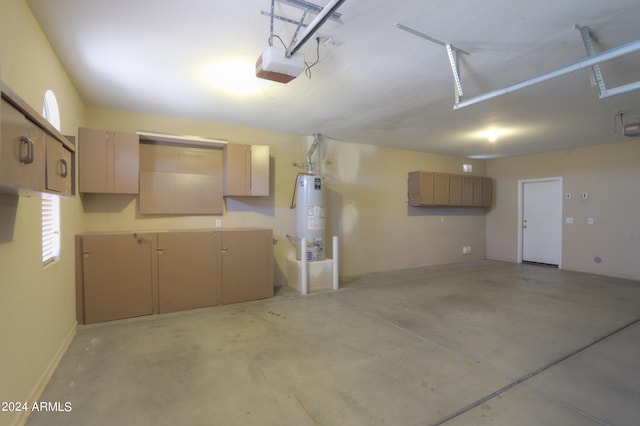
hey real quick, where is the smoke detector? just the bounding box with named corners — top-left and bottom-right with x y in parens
top-left (255, 47), bottom-right (305, 84)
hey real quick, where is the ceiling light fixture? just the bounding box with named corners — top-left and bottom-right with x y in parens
top-left (203, 60), bottom-right (271, 95)
top-left (477, 127), bottom-right (508, 143)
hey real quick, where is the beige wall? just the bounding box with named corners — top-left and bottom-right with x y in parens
top-left (486, 140), bottom-right (640, 280)
top-left (84, 107), bottom-right (489, 281)
top-left (0, 1), bottom-right (85, 425)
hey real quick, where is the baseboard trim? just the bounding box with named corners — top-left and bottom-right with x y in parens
top-left (13, 323), bottom-right (77, 426)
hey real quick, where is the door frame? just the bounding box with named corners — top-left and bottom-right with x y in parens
top-left (517, 177), bottom-right (563, 268)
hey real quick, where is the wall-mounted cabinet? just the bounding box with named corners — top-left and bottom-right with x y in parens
top-left (0, 84), bottom-right (75, 196)
top-left (223, 143), bottom-right (269, 196)
top-left (408, 171), bottom-right (435, 206)
top-left (78, 127), bottom-right (139, 194)
top-left (0, 98), bottom-right (46, 192)
top-left (46, 137), bottom-right (73, 195)
top-left (408, 171), bottom-right (492, 207)
top-left (75, 228), bottom-right (273, 324)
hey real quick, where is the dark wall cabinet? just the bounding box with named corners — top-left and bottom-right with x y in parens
top-left (408, 171), bottom-right (492, 208)
top-left (76, 228), bottom-right (274, 324)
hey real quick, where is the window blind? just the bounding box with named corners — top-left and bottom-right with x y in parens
top-left (42, 193), bottom-right (60, 265)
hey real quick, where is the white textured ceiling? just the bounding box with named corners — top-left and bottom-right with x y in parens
top-left (27, 0), bottom-right (640, 158)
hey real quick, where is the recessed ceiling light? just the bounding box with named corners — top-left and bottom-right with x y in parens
top-left (202, 60), bottom-right (271, 95)
top-left (474, 127), bottom-right (509, 143)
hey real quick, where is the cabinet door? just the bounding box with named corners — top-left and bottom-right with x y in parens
top-left (0, 98), bottom-right (46, 192)
top-left (46, 137), bottom-right (72, 195)
top-left (78, 127), bottom-right (108, 193)
top-left (408, 171), bottom-right (434, 206)
top-left (434, 173), bottom-right (450, 205)
top-left (250, 145), bottom-right (270, 196)
top-left (224, 143), bottom-right (251, 196)
top-left (81, 233), bottom-right (155, 324)
top-left (224, 144), bottom-right (270, 196)
top-left (449, 174), bottom-right (462, 206)
top-left (482, 177), bottom-right (493, 207)
top-left (111, 131), bottom-right (139, 194)
top-left (157, 231), bottom-right (221, 313)
top-left (473, 176), bottom-right (484, 206)
top-left (221, 229), bottom-right (273, 305)
top-left (461, 175), bottom-right (474, 206)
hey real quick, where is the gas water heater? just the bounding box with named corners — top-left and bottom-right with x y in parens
top-left (296, 174), bottom-right (325, 261)
top-left (295, 134), bottom-right (326, 261)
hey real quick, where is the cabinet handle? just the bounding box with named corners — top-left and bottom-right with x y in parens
top-left (59, 159), bottom-right (68, 178)
top-left (19, 136), bottom-right (35, 164)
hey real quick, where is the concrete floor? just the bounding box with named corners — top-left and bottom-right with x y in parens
top-left (27, 261), bottom-right (640, 426)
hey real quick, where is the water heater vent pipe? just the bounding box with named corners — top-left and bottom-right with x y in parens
top-left (305, 133), bottom-right (321, 174)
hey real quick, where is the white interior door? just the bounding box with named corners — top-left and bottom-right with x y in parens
top-left (521, 179), bottom-right (562, 266)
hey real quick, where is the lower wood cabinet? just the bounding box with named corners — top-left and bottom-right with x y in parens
top-left (77, 233), bottom-right (155, 324)
top-left (157, 230), bottom-right (221, 314)
top-left (76, 228), bottom-right (273, 324)
top-left (221, 229), bottom-right (273, 305)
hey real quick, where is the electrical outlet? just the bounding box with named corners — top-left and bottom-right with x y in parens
top-left (566, 217), bottom-right (574, 224)
top-left (215, 219), bottom-right (222, 228)
top-left (462, 245), bottom-right (472, 255)
top-left (588, 217), bottom-right (594, 225)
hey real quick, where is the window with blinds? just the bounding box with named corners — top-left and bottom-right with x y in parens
top-left (42, 193), bottom-right (60, 265)
top-left (42, 90), bottom-right (61, 266)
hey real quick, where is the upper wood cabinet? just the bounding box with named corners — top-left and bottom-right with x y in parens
top-left (1, 86), bottom-right (75, 196)
top-left (461, 175), bottom-right (474, 206)
top-left (449, 174), bottom-right (462, 206)
top-left (0, 98), bottom-right (46, 192)
top-left (78, 127), bottom-right (139, 194)
top-left (46, 137), bottom-right (73, 195)
top-left (223, 143), bottom-right (270, 196)
top-left (434, 173), bottom-right (450, 206)
top-left (408, 171), bottom-right (493, 208)
top-left (408, 171), bottom-right (434, 206)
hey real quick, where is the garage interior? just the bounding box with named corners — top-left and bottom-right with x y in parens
top-left (1, 1), bottom-right (639, 425)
